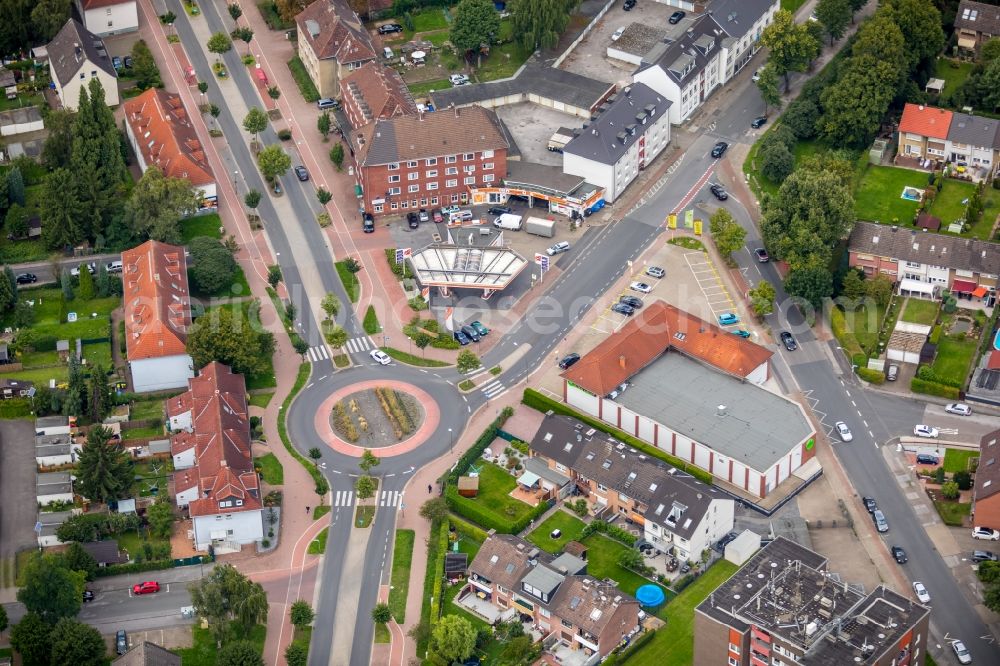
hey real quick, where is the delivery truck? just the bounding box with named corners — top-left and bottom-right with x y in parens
top-left (493, 213), bottom-right (523, 230)
top-left (524, 216), bottom-right (556, 238)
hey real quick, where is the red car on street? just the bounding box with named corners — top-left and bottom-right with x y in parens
top-left (133, 581), bottom-right (160, 595)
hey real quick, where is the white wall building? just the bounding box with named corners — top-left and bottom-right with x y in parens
top-left (46, 19), bottom-right (119, 111)
top-left (75, 0), bottom-right (138, 37)
top-left (644, 495), bottom-right (735, 561)
top-left (37, 472), bottom-right (74, 506)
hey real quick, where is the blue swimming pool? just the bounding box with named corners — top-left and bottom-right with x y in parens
top-left (993, 328), bottom-right (1000, 351)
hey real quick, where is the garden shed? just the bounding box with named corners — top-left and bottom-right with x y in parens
top-left (457, 475), bottom-right (479, 497)
top-left (869, 139), bottom-right (889, 164)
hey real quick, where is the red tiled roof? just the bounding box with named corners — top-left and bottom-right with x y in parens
top-left (561, 302), bottom-right (773, 397)
top-left (296, 0), bottom-right (376, 64)
top-left (899, 103), bottom-right (953, 140)
top-left (121, 240), bottom-right (190, 361)
top-left (123, 88), bottom-right (213, 188)
top-left (340, 61), bottom-right (417, 130)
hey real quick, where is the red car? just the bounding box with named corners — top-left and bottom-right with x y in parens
top-left (133, 581), bottom-right (160, 595)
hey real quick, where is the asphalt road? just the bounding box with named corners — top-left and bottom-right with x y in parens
top-left (4, 253), bottom-right (122, 285)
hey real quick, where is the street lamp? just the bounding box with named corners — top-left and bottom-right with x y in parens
top-left (448, 427), bottom-right (454, 453)
top-left (233, 170), bottom-right (239, 195)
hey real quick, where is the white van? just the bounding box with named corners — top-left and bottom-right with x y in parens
top-left (383, 46), bottom-right (394, 59)
top-left (492, 213), bottom-right (522, 230)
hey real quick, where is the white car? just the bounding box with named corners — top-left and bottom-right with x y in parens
top-left (973, 527), bottom-right (1000, 541)
top-left (952, 640), bottom-right (972, 665)
top-left (546, 241), bottom-right (571, 256)
top-left (449, 73), bottom-right (470, 86)
top-left (834, 421), bottom-right (852, 442)
top-left (912, 581), bottom-right (930, 604)
top-left (629, 281), bottom-right (652, 293)
top-left (612, 26), bottom-right (625, 41)
top-left (913, 425), bottom-right (939, 438)
top-left (70, 262), bottom-right (96, 277)
top-left (369, 349), bottom-right (391, 365)
top-left (441, 205), bottom-right (460, 216)
top-left (945, 403), bottom-right (972, 416)
top-left (645, 266), bottom-right (665, 279)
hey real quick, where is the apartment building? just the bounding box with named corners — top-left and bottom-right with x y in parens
top-left (710, 0), bottom-right (780, 81)
top-left (295, 0), bottom-right (377, 99)
top-left (75, 0), bottom-right (138, 37)
top-left (339, 61), bottom-right (416, 131)
top-left (971, 428), bottom-right (1000, 530)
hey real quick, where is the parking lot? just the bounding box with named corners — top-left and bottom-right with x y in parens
top-left (493, 103), bottom-right (577, 167)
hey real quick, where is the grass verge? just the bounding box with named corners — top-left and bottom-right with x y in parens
top-left (278, 363), bottom-right (330, 498)
top-left (308, 527), bottom-right (329, 554)
top-left (256, 452), bottom-right (284, 485)
top-left (388, 529), bottom-right (415, 622)
top-left (458, 379), bottom-right (475, 391)
top-left (933, 500), bottom-right (971, 527)
top-left (374, 622), bottom-right (391, 643)
top-left (355, 505), bottom-right (376, 527)
top-left (335, 260), bottom-right (360, 302)
top-left (313, 505), bottom-right (331, 520)
top-left (382, 347), bottom-right (450, 367)
top-left (248, 391), bottom-right (275, 408)
top-left (363, 305), bottom-right (381, 334)
top-left (667, 237), bottom-right (705, 251)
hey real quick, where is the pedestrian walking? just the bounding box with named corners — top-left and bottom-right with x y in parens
top-left (428, 484), bottom-right (432, 493)
top-left (306, 506), bottom-right (310, 514)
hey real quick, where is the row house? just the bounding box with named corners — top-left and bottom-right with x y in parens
top-left (354, 105), bottom-right (509, 216)
top-left (529, 414), bottom-right (734, 562)
top-left (465, 534), bottom-right (641, 659)
top-left (897, 103), bottom-right (1000, 176)
top-left (955, 0), bottom-right (1000, 53)
top-left (295, 0), bottom-right (376, 99)
top-left (848, 221), bottom-right (999, 303)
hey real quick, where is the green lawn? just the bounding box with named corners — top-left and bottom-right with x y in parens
top-left (374, 622), bottom-right (391, 643)
top-left (388, 529), bottom-right (415, 622)
top-left (580, 533), bottom-right (668, 605)
top-left (180, 213), bottom-right (223, 243)
top-left (933, 500), bottom-right (971, 527)
top-left (122, 423), bottom-right (164, 440)
top-left (355, 505), bottom-right (376, 527)
top-left (0, 93), bottom-right (44, 112)
top-left (933, 58), bottom-right (974, 101)
top-left (256, 452), bottom-right (284, 485)
top-left (334, 260), bottom-right (360, 302)
top-left (928, 179), bottom-right (975, 227)
top-left (177, 623), bottom-right (266, 666)
top-left (0, 238), bottom-right (48, 263)
top-left (623, 560), bottom-right (739, 665)
top-left (477, 39), bottom-right (533, 82)
top-left (932, 334), bottom-right (978, 385)
top-left (407, 79), bottom-right (452, 97)
top-left (248, 391), bottom-right (275, 407)
top-left (245, 362), bottom-right (278, 391)
top-left (973, 187), bottom-right (1000, 240)
top-left (526, 511), bottom-right (586, 553)
top-left (448, 463), bottom-right (536, 528)
top-left (425, 31), bottom-right (451, 47)
top-left (116, 529), bottom-right (171, 560)
top-left (363, 305), bottom-right (381, 335)
top-left (129, 398), bottom-right (165, 421)
top-left (308, 527), bottom-right (329, 554)
top-left (943, 448), bottom-right (978, 474)
top-left (781, 0), bottom-right (808, 13)
top-left (382, 347), bottom-right (450, 367)
top-left (901, 298), bottom-right (939, 326)
top-left (313, 505), bottom-right (330, 520)
top-left (854, 166), bottom-right (925, 224)
top-left (411, 8), bottom-right (448, 32)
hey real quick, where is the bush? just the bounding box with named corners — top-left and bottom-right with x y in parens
top-left (95, 559), bottom-right (174, 578)
top-left (929, 324), bottom-right (942, 345)
top-left (782, 99), bottom-right (820, 139)
top-left (941, 481), bottom-right (960, 499)
top-left (910, 377), bottom-right (960, 399)
top-left (759, 142), bottom-right (794, 182)
top-left (954, 470), bottom-right (973, 490)
top-left (581, 519), bottom-right (638, 547)
top-left (286, 56), bottom-right (320, 101)
top-left (277, 128), bottom-right (292, 140)
top-left (915, 365), bottom-right (962, 388)
top-left (856, 367), bottom-right (885, 384)
top-left (761, 123), bottom-right (796, 152)
top-left (384, 248), bottom-right (413, 279)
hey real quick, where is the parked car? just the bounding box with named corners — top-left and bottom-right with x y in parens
top-left (952, 640), bottom-right (972, 665)
top-left (913, 425), bottom-right (939, 438)
top-left (711, 141), bottom-right (728, 158)
top-left (15, 272), bottom-right (37, 284)
top-left (116, 630), bottom-right (128, 655)
top-left (431, 208), bottom-right (444, 223)
top-left (407, 212), bottom-right (419, 229)
top-left (863, 496), bottom-right (877, 513)
top-left (780, 331), bottom-right (797, 351)
top-left (378, 23), bottom-right (403, 34)
top-left (113, 56), bottom-right (123, 70)
top-left (887, 364), bottom-right (899, 381)
top-left (891, 546), bottom-right (907, 563)
top-left (460, 325), bottom-right (480, 342)
top-left (732, 329), bottom-right (751, 338)
top-left (709, 183), bottom-right (728, 200)
top-left (611, 302), bottom-right (635, 316)
top-left (612, 26), bottom-right (626, 41)
top-left (294, 166), bottom-right (309, 181)
top-left (754, 247), bottom-right (769, 262)
top-left (133, 581), bottom-right (160, 595)
top-left (912, 581), bottom-right (930, 604)
top-left (973, 527), bottom-right (1000, 541)
top-left (971, 550), bottom-right (998, 562)
top-left (418, 208), bottom-right (430, 223)
top-left (453, 329), bottom-right (471, 345)
top-left (873, 509), bottom-right (889, 533)
top-left (645, 266), bottom-right (665, 278)
top-left (449, 73), bottom-right (470, 86)
top-left (619, 295), bottom-right (643, 309)
top-left (316, 98), bottom-right (339, 110)
top-left (546, 241), bottom-right (571, 256)
top-left (835, 421), bottom-right (853, 442)
top-left (272, 179), bottom-right (282, 195)
top-left (369, 349), bottom-right (391, 365)
top-left (106, 260), bottom-right (123, 273)
top-left (470, 321), bottom-right (489, 336)
top-left (751, 115), bottom-right (768, 129)
top-left (945, 403), bottom-right (972, 415)
top-left (70, 263), bottom-right (96, 277)
top-left (623, 0), bottom-right (636, 10)
top-left (915, 453), bottom-right (940, 465)
top-left (718, 312), bottom-right (739, 326)
top-left (441, 205), bottom-right (460, 216)
top-left (558, 353), bottom-right (581, 369)
top-left (629, 281), bottom-right (652, 293)
top-left (362, 213), bottom-right (375, 233)
top-left (668, 10), bottom-right (685, 23)
top-left (450, 210), bottom-right (474, 222)
top-left (488, 205), bottom-right (512, 215)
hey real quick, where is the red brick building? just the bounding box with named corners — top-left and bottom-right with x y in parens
top-left (972, 428), bottom-right (1000, 530)
top-left (339, 62), bottom-right (416, 131)
top-left (353, 105), bottom-right (509, 216)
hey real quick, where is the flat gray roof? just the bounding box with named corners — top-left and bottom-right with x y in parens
top-left (409, 244), bottom-right (528, 289)
top-left (617, 353), bottom-right (813, 472)
top-left (505, 161), bottom-right (588, 198)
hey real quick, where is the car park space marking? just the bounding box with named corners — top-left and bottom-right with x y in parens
top-left (307, 345), bottom-right (330, 362)
top-left (684, 253), bottom-right (738, 318)
top-left (344, 337), bottom-right (372, 354)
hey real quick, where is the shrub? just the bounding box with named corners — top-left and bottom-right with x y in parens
top-left (916, 365), bottom-right (962, 388)
top-left (782, 99), bottom-right (820, 139)
top-left (954, 470), bottom-right (973, 490)
top-left (910, 377), bottom-right (960, 399)
top-left (856, 367), bottom-right (885, 384)
top-left (934, 466), bottom-right (947, 484)
top-left (95, 559), bottom-right (175, 578)
top-left (384, 248), bottom-right (413, 279)
top-left (759, 142), bottom-right (794, 182)
top-left (570, 498), bottom-right (588, 517)
top-left (447, 406), bottom-right (513, 484)
top-left (941, 481), bottom-right (960, 499)
top-left (277, 128), bottom-right (292, 140)
top-left (581, 519), bottom-right (638, 547)
top-left (286, 56), bottom-right (320, 102)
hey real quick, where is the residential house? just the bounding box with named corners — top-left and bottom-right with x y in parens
top-left (123, 88), bottom-right (217, 208)
top-left (354, 105), bottom-right (509, 216)
top-left (529, 414), bottom-right (735, 561)
top-left (75, 0), bottom-right (139, 37)
top-left (339, 61), bottom-right (417, 132)
top-left (294, 0), bottom-right (377, 99)
top-left (897, 103), bottom-right (954, 167)
top-left (560, 301), bottom-right (817, 500)
top-left (37, 471), bottom-right (73, 506)
top-left (946, 111), bottom-right (1000, 178)
top-left (694, 537), bottom-right (931, 666)
top-left (0, 378), bottom-right (33, 400)
top-left (81, 539), bottom-right (128, 566)
top-left (709, 0), bottom-right (781, 81)
top-left (561, 83), bottom-right (671, 203)
top-left (112, 642), bottom-right (181, 666)
top-left (464, 534), bottom-right (641, 658)
top-left (955, 0), bottom-right (1000, 53)
top-left (848, 221), bottom-right (999, 302)
top-left (46, 18), bottom-right (119, 110)
top-left (168, 362), bottom-right (263, 552)
top-left (972, 428), bottom-right (1000, 530)
top-left (122, 240), bottom-right (194, 393)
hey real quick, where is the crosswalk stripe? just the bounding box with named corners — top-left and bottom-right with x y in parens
top-left (334, 490), bottom-right (353, 507)
top-left (378, 490), bottom-right (403, 507)
top-left (307, 345), bottom-right (330, 362)
top-left (345, 337), bottom-right (372, 354)
top-left (482, 380), bottom-right (506, 398)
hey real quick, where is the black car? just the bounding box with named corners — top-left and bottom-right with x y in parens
top-left (619, 295), bottom-right (643, 309)
top-left (862, 496), bottom-right (877, 513)
top-left (558, 353), bottom-right (581, 369)
top-left (751, 115), bottom-right (768, 129)
top-left (15, 272), bottom-right (37, 284)
top-left (669, 10), bottom-right (685, 24)
top-left (623, 0), bottom-right (636, 10)
top-left (711, 141), bottom-right (728, 158)
top-left (378, 23), bottom-right (403, 34)
top-left (453, 329), bottom-right (471, 345)
top-left (611, 302), bottom-right (635, 316)
top-left (407, 212), bottom-right (419, 229)
top-left (460, 325), bottom-right (480, 342)
top-left (488, 205), bottom-right (512, 215)
top-left (294, 166), bottom-right (309, 181)
top-left (362, 213), bottom-right (375, 233)
top-left (124, 56), bottom-right (133, 68)
top-left (972, 550), bottom-right (998, 563)
top-left (709, 183), bottom-right (728, 201)
top-left (891, 546), bottom-right (907, 564)
top-left (780, 331), bottom-right (797, 351)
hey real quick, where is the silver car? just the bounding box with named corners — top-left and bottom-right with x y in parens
top-left (645, 266), bottom-right (664, 278)
top-left (945, 403), bottom-right (972, 416)
top-left (952, 640), bottom-right (972, 664)
top-left (834, 421), bottom-right (852, 442)
top-left (546, 241), bottom-right (570, 256)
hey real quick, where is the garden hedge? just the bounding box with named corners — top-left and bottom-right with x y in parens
top-left (444, 484), bottom-right (549, 534)
top-left (449, 514), bottom-right (489, 544)
top-left (445, 406), bottom-right (513, 485)
top-left (95, 559), bottom-right (173, 578)
top-left (428, 518), bottom-right (449, 626)
top-left (856, 368), bottom-right (885, 384)
top-left (910, 377), bottom-right (960, 399)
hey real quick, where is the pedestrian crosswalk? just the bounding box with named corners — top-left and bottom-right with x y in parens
top-left (345, 336), bottom-right (372, 354)
top-left (307, 345), bottom-right (330, 363)
top-left (481, 379), bottom-right (507, 400)
top-left (332, 489), bottom-right (404, 508)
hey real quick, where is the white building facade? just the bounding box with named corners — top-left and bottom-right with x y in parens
top-left (76, 0), bottom-right (139, 37)
top-left (644, 497), bottom-right (735, 561)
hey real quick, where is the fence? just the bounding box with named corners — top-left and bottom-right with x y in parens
top-left (552, 0), bottom-right (617, 69)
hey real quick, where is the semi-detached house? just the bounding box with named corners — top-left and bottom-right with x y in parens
top-left (896, 102), bottom-right (1000, 177)
top-left (75, 0), bottom-right (138, 37)
top-left (46, 18), bottom-right (119, 110)
top-left (295, 0), bottom-right (376, 99)
top-left (955, 0), bottom-right (1000, 52)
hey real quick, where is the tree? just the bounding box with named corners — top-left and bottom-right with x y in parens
top-left (431, 614), bottom-right (476, 663)
top-left (882, 0), bottom-right (944, 70)
top-left (148, 496), bottom-right (175, 539)
top-left (257, 145), bottom-right (292, 181)
top-left (840, 268), bottom-right (866, 301)
top-left (709, 208), bottom-right (746, 259)
top-left (62, 542), bottom-right (98, 581)
top-left (243, 108), bottom-right (269, 155)
top-left (5, 166), bottom-right (24, 209)
top-left (756, 63), bottom-right (782, 113)
top-left (420, 497), bottom-right (449, 522)
top-left (187, 306), bottom-right (276, 377)
top-left (954, 470), bottom-right (973, 491)
top-left (41, 109), bottom-right (75, 170)
top-left (940, 481), bottom-right (960, 499)
top-left (617, 549), bottom-right (645, 572)
top-left (207, 31), bottom-right (233, 60)
top-left (284, 642), bottom-right (307, 666)
top-left (309, 447), bottom-right (322, 460)
top-left (784, 266), bottom-right (833, 309)
top-left (359, 449), bottom-right (380, 474)
top-left (321, 293), bottom-right (340, 319)
top-left (189, 237), bottom-right (238, 295)
top-left (267, 85), bottom-right (281, 100)
top-left (4, 202), bottom-right (28, 240)
top-left (65, 354), bottom-right (85, 417)
top-left (276, 0), bottom-right (311, 22)
top-left (218, 641), bottom-right (264, 666)
top-left (511, 0), bottom-right (571, 50)
top-left (77, 263), bottom-right (95, 300)
top-left (318, 112), bottom-right (331, 141)
top-left (451, 0), bottom-right (500, 63)
top-left (372, 602), bottom-right (392, 625)
top-left (814, 0), bottom-right (851, 45)
top-left (267, 264), bottom-right (282, 288)
top-left (0, 600), bottom-right (6, 633)
top-left (0, 268), bottom-right (13, 313)
top-left (76, 426), bottom-right (133, 504)
top-left (749, 281), bottom-right (776, 318)
top-left (122, 167), bottom-right (201, 244)
top-left (30, 0), bottom-right (72, 41)
top-left (130, 39), bottom-right (161, 89)
top-left (232, 26), bottom-right (254, 54)
top-left (457, 349), bottom-right (480, 374)
top-left (760, 10), bottom-right (820, 91)
top-left (189, 565), bottom-right (269, 647)
top-left (10, 612), bottom-right (51, 666)
top-left (413, 331), bottom-right (431, 357)
top-left (865, 275), bottom-right (894, 309)
top-left (245, 189), bottom-right (262, 217)
top-left (329, 143), bottom-right (344, 170)
top-left (783, 99), bottom-right (819, 139)
top-left (817, 57), bottom-right (898, 147)
top-left (325, 325), bottom-right (347, 350)
top-left (49, 618), bottom-right (106, 666)
top-left (87, 363), bottom-right (109, 422)
top-left (760, 142), bottom-right (794, 183)
top-left (498, 635), bottom-right (540, 665)
top-left (982, 38), bottom-right (1000, 63)
top-left (979, 560), bottom-right (1000, 584)
top-left (289, 600), bottom-right (314, 628)
top-left (317, 188), bottom-right (333, 205)
top-left (60, 269), bottom-right (74, 301)
top-left (16, 553), bottom-right (85, 624)
top-left (976, 58), bottom-right (1000, 112)
top-left (228, 2), bottom-right (243, 23)
top-left (356, 474), bottom-right (376, 500)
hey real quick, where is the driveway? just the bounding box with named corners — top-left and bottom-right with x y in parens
top-left (0, 419), bottom-right (39, 589)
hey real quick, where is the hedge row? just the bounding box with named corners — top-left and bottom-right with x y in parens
top-left (910, 377), bottom-right (960, 399)
top-left (449, 514), bottom-right (489, 544)
top-left (445, 406), bottom-right (513, 485)
top-left (521, 389), bottom-right (714, 485)
top-left (277, 363), bottom-right (330, 496)
top-left (916, 364), bottom-right (963, 388)
top-left (856, 367), bottom-right (885, 384)
top-left (95, 559), bottom-right (173, 578)
top-left (582, 519), bottom-right (637, 547)
top-left (829, 306), bottom-right (865, 361)
top-left (428, 518), bottom-right (449, 627)
top-left (601, 628), bottom-right (656, 666)
top-left (444, 484), bottom-right (549, 534)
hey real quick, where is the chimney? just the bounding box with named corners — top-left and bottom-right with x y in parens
top-left (717, 405), bottom-right (727, 417)
top-left (418, 108), bottom-right (424, 121)
top-left (619, 354), bottom-right (626, 370)
top-left (453, 105), bottom-right (460, 118)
